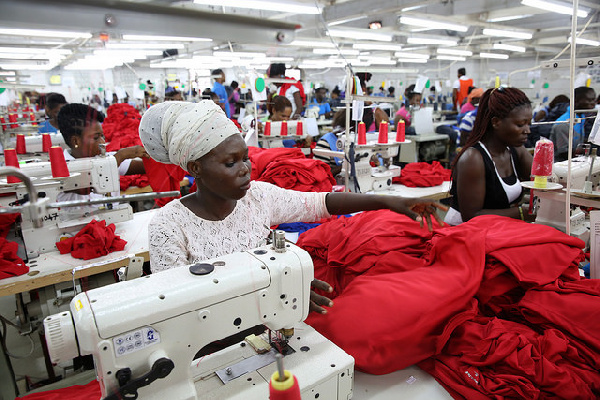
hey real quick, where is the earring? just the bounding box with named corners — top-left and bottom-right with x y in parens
top-left (74, 145), bottom-right (78, 148)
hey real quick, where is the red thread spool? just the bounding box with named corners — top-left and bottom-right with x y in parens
top-left (296, 121), bottom-right (303, 136)
top-left (280, 120), bottom-right (288, 136)
top-left (49, 146), bottom-right (69, 178)
top-left (42, 134), bottom-right (52, 152)
top-left (378, 121), bottom-right (389, 144)
top-left (264, 121), bottom-right (271, 136)
top-left (357, 122), bottom-right (367, 145)
top-left (16, 134), bottom-right (26, 154)
top-left (3, 148), bottom-right (21, 183)
top-left (9, 113), bottom-right (18, 128)
top-left (30, 113), bottom-right (37, 126)
top-left (269, 372), bottom-right (301, 400)
top-left (396, 120), bottom-right (405, 142)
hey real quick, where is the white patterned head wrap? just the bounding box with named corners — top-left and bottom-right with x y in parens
top-left (139, 100), bottom-right (240, 171)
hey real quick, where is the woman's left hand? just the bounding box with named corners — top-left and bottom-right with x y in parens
top-left (117, 145), bottom-right (149, 160)
top-left (310, 279), bottom-right (333, 314)
top-left (388, 197), bottom-right (448, 231)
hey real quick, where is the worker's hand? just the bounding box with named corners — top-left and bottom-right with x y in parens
top-left (387, 197), bottom-right (448, 231)
top-left (521, 203), bottom-right (536, 222)
top-left (310, 279), bottom-right (333, 314)
top-left (116, 145), bottom-right (149, 161)
top-left (291, 113), bottom-right (302, 120)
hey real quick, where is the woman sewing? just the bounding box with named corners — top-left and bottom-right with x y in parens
top-left (445, 87), bottom-right (534, 225)
top-left (140, 101), bottom-right (447, 313)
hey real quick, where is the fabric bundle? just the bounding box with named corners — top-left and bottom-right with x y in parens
top-left (56, 219), bottom-right (127, 260)
top-left (103, 103), bottom-right (143, 149)
top-left (393, 161), bottom-right (451, 187)
top-left (248, 146), bottom-right (305, 181)
top-left (142, 157), bottom-right (185, 207)
top-left (0, 236), bottom-right (28, 280)
top-left (257, 158), bottom-right (336, 192)
top-left (297, 212), bottom-right (599, 398)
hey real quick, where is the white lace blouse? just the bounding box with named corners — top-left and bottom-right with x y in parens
top-left (149, 181), bottom-right (330, 273)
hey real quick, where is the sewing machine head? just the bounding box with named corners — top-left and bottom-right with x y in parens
top-left (552, 155), bottom-right (600, 190)
top-left (44, 241), bottom-right (321, 399)
top-left (351, 134), bottom-right (401, 192)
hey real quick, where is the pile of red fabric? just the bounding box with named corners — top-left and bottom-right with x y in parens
top-left (297, 212), bottom-right (600, 398)
top-left (55, 219), bottom-right (127, 260)
top-left (393, 161), bottom-right (451, 187)
top-left (248, 146), bottom-right (304, 181)
top-left (16, 380), bottom-right (101, 400)
top-left (142, 158), bottom-right (185, 207)
top-left (0, 212), bottom-right (28, 280)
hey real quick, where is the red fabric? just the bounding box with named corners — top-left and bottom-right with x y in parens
top-left (393, 161), bottom-right (451, 187)
top-left (257, 158), bottom-right (336, 192)
top-left (119, 174), bottom-right (150, 191)
top-left (248, 146), bottom-right (305, 181)
top-left (142, 157), bottom-right (185, 207)
top-left (102, 103), bottom-right (143, 150)
top-left (297, 212), bottom-right (599, 398)
top-left (0, 236), bottom-right (28, 280)
top-left (17, 380), bottom-right (101, 400)
top-left (55, 220), bottom-right (127, 260)
top-left (0, 212), bottom-right (20, 238)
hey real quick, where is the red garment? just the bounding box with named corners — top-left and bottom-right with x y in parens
top-left (257, 158), bottom-right (336, 192)
top-left (0, 236), bottom-right (28, 280)
top-left (55, 219), bottom-right (127, 260)
top-left (393, 161), bottom-right (451, 187)
top-left (248, 146), bottom-right (305, 181)
top-left (119, 174), bottom-right (150, 191)
top-left (280, 78), bottom-right (306, 106)
top-left (142, 157), bottom-right (185, 207)
top-left (17, 380), bottom-right (101, 400)
top-left (102, 103), bottom-right (143, 149)
top-left (0, 212), bottom-right (20, 238)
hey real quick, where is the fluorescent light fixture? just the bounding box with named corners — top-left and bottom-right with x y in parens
top-left (436, 55), bottom-right (466, 61)
top-left (0, 71), bottom-right (16, 75)
top-left (106, 43), bottom-right (185, 50)
top-left (406, 37), bottom-right (458, 46)
top-left (0, 47), bottom-right (71, 55)
top-left (437, 48), bottom-right (472, 56)
top-left (399, 16), bottom-right (468, 32)
top-left (487, 14), bottom-right (533, 22)
top-left (353, 43), bottom-right (403, 51)
top-left (289, 40), bottom-right (335, 48)
top-left (569, 36), bottom-right (600, 46)
top-left (267, 57), bottom-right (295, 62)
top-left (396, 58), bottom-right (428, 63)
top-left (482, 29), bottom-right (533, 40)
top-left (401, 5), bottom-right (427, 12)
top-left (493, 43), bottom-right (526, 52)
top-left (327, 28), bottom-right (393, 42)
top-left (213, 51), bottom-right (267, 58)
top-left (0, 28), bottom-right (91, 38)
top-left (193, 0), bottom-right (321, 14)
top-left (327, 15), bottom-right (367, 26)
top-left (0, 63), bottom-right (54, 70)
top-left (313, 48), bottom-right (360, 55)
top-left (479, 52), bottom-right (510, 59)
top-left (122, 34), bottom-right (211, 42)
top-left (521, 0), bottom-right (588, 18)
top-left (394, 51), bottom-right (430, 59)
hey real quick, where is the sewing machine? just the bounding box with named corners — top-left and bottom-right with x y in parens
top-left (352, 140), bottom-right (401, 192)
top-left (43, 239), bottom-right (355, 400)
top-left (552, 155), bottom-right (600, 189)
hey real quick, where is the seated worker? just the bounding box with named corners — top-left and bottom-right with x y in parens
top-left (165, 89), bottom-right (183, 101)
top-left (394, 90), bottom-right (421, 135)
top-left (459, 87), bottom-right (483, 115)
top-left (527, 94), bottom-right (569, 147)
top-left (445, 87), bottom-right (534, 225)
top-left (330, 86), bottom-right (343, 108)
top-left (308, 87), bottom-right (333, 119)
top-left (56, 104), bottom-right (148, 206)
top-left (550, 86), bottom-right (597, 161)
top-left (314, 109), bottom-right (347, 175)
top-left (269, 95), bottom-right (311, 149)
top-left (267, 63), bottom-right (305, 119)
top-left (38, 92), bottom-right (67, 134)
top-left (140, 101), bottom-right (447, 313)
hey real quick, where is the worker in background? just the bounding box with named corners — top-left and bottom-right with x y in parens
top-left (308, 87), bottom-right (333, 119)
top-left (526, 94), bottom-right (569, 147)
top-left (267, 63), bottom-right (305, 120)
top-left (269, 95), bottom-right (292, 122)
top-left (394, 90), bottom-right (421, 135)
top-left (226, 81), bottom-right (240, 117)
top-left (550, 86), bottom-right (597, 161)
top-left (452, 68), bottom-right (473, 112)
top-left (445, 87), bottom-right (534, 225)
top-left (460, 88), bottom-right (484, 115)
top-left (38, 92), bottom-right (67, 134)
top-left (165, 90), bottom-right (183, 101)
top-left (330, 86), bottom-right (343, 108)
top-left (211, 68), bottom-right (231, 118)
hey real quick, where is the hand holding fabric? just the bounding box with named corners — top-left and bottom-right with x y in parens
top-left (386, 197), bottom-right (447, 231)
top-left (310, 279), bottom-right (333, 314)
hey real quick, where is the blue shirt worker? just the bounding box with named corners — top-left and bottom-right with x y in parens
top-left (211, 68), bottom-right (231, 118)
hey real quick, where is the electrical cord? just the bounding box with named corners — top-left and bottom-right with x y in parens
top-left (0, 314), bottom-right (36, 359)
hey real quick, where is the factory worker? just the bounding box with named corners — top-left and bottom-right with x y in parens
top-left (445, 87), bottom-right (534, 225)
top-left (38, 92), bottom-right (67, 134)
top-left (141, 101), bottom-right (447, 313)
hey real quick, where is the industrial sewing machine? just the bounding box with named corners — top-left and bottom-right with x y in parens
top-left (351, 139), bottom-right (402, 192)
top-left (43, 237), bottom-right (355, 400)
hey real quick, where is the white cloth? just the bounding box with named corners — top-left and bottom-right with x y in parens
top-left (279, 85), bottom-right (300, 115)
top-left (139, 101), bottom-right (240, 171)
top-left (149, 181), bottom-right (330, 273)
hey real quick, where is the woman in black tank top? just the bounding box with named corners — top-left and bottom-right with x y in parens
top-left (447, 87), bottom-right (535, 223)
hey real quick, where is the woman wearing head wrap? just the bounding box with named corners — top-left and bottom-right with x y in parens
top-left (141, 101), bottom-right (447, 313)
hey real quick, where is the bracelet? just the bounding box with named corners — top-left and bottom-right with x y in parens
top-left (518, 206), bottom-right (524, 221)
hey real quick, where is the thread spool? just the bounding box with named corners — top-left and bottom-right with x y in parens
top-left (357, 122), bottom-right (367, 145)
top-left (264, 121), bottom-right (271, 136)
top-left (16, 134), bottom-right (26, 154)
top-left (9, 113), bottom-right (18, 128)
top-left (378, 121), bottom-right (388, 144)
top-left (280, 120), bottom-right (288, 136)
top-left (42, 134), bottom-right (52, 152)
top-left (49, 146), bottom-right (69, 178)
top-left (295, 121), bottom-right (303, 136)
top-left (396, 120), bottom-right (405, 142)
top-left (3, 148), bottom-right (21, 183)
top-left (30, 113), bottom-right (37, 126)
top-left (269, 354), bottom-right (301, 400)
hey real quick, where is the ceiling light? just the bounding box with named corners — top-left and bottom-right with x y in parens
top-left (399, 16), bottom-right (468, 33)
top-left (401, 5), bottom-right (427, 12)
top-left (267, 57), bottom-right (295, 62)
top-left (493, 43), bottom-right (526, 52)
top-left (106, 43), bottom-right (185, 50)
top-left (327, 28), bottom-right (393, 42)
top-left (313, 48), bottom-right (360, 56)
top-left (353, 43), bottom-right (403, 51)
top-left (436, 55), bottom-right (466, 61)
top-left (193, 0), bottom-right (321, 14)
top-left (122, 34), bottom-right (212, 42)
top-left (0, 63), bottom-right (54, 70)
top-left (487, 14), bottom-right (533, 22)
top-left (0, 28), bottom-right (91, 39)
top-left (406, 37), bottom-right (458, 46)
top-left (482, 29), bottom-right (533, 40)
top-left (479, 52), bottom-right (510, 59)
top-left (396, 58), bottom-right (428, 63)
top-left (213, 51), bottom-right (267, 58)
top-left (569, 36), bottom-right (600, 46)
top-left (0, 71), bottom-right (16, 76)
top-left (521, 0), bottom-right (589, 18)
top-left (289, 40), bottom-right (336, 48)
top-left (437, 48), bottom-right (472, 56)
top-left (0, 47), bottom-right (71, 55)
top-left (394, 51), bottom-right (430, 59)
top-left (327, 15), bottom-right (368, 27)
